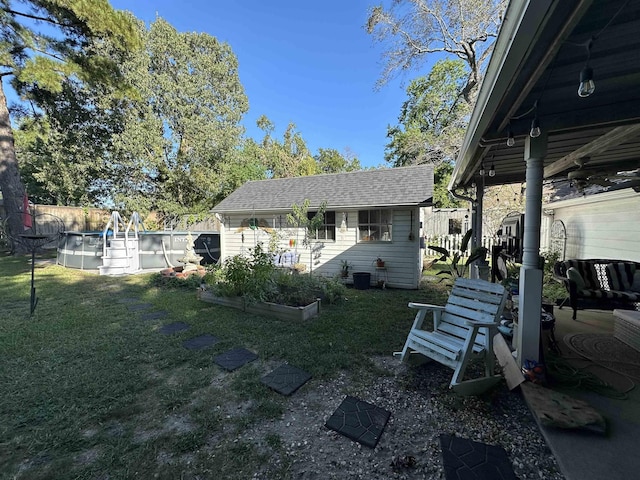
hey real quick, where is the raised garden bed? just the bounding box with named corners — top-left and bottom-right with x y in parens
top-left (198, 290), bottom-right (320, 321)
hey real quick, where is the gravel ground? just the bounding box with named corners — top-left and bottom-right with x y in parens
top-left (237, 356), bottom-right (565, 479)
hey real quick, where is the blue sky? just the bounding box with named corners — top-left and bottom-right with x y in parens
top-left (109, 0), bottom-right (426, 168)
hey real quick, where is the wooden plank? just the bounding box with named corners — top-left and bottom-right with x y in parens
top-left (410, 330), bottom-right (461, 356)
top-left (408, 336), bottom-right (459, 362)
top-left (454, 277), bottom-right (506, 294)
top-left (444, 305), bottom-right (496, 324)
top-left (493, 333), bottom-right (525, 390)
top-left (544, 124), bottom-right (640, 178)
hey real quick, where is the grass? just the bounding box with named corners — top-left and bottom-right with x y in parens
top-left (0, 253), bottom-right (449, 479)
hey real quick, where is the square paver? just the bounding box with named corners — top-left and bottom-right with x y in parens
top-left (261, 364), bottom-right (312, 396)
top-left (213, 347), bottom-right (258, 371)
top-left (183, 334), bottom-right (219, 350)
top-left (158, 322), bottom-right (190, 335)
top-left (140, 310), bottom-right (169, 321)
top-left (127, 303), bottom-right (154, 311)
top-left (325, 395), bottom-right (391, 448)
top-left (439, 435), bottom-right (516, 480)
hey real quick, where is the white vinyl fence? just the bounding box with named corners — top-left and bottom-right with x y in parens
top-left (424, 234), bottom-right (499, 259)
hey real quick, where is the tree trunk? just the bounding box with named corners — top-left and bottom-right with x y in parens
top-left (0, 80), bottom-right (27, 254)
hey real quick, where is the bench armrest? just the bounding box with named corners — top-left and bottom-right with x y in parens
top-left (408, 302), bottom-right (444, 330)
top-left (408, 302), bottom-right (444, 311)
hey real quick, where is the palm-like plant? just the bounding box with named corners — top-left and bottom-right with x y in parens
top-left (429, 230), bottom-right (487, 281)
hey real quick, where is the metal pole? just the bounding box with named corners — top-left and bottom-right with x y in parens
top-left (30, 247), bottom-right (37, 315)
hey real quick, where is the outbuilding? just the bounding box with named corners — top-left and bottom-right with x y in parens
top-left (213, 165), bottom-right (434, 289)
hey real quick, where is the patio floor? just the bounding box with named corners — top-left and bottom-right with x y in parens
top-left (532, 305), bottom-right (640, 480)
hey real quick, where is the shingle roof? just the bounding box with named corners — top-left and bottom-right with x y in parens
top-left (213, 165), bottom-right (434, 214)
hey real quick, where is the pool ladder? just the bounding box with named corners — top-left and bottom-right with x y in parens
top-left (98, 211), bottom-right (146, 275)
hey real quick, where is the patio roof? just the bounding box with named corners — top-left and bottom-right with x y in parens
top-left (450, 0), bottom-right (640, 191)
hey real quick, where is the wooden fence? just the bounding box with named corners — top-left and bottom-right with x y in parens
top-left (32, 205), bottom-right (111, 233)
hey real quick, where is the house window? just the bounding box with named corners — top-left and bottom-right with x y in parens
top-left (449, 218), bottom-right (462, 235)
top-left (358, 209), bottom-right (392, 242)
top-left (307, 211), bottom-right (336, 241)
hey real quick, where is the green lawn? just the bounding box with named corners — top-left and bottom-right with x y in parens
top-left (0, 254), bottom-right (449, 479)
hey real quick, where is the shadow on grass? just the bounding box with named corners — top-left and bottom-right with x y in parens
top-left (0, 256), bottom-right (450, 479)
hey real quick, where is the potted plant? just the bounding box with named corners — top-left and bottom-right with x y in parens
top-left (340, 260), bottom-right (351, 278)
top-left (375, 257), bottom-right (385, 268)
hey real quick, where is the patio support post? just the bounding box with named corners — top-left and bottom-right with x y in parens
top-left (516, 133), bottom-right (547, 366)
top-left (470, 175), bottom-right (484, 279)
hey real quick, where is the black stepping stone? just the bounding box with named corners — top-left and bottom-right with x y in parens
top-left (325, 395), bottom-right (391, 448)
top-left (159, 322), bottom-right (190, 335)
top-left (127, 303), bottom-right (154, 311)
top-left (183, 334), bottom-right (219, 351)
top-left (140, 310), bottom-right (169, 321)
top-left (439, 434), bottom-right (516, 480)
top-left (213, 347), bottom-right (258, 371)
top-left (261, 364), bottom-right (312, 396)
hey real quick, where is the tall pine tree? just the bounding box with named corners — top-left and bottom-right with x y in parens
top-left (0, 0), bottom-right (140, 252)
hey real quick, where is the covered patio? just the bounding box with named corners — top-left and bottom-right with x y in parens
top-left (449, 0), bottom-right (640, 478)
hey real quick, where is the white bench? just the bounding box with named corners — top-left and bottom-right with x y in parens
top-left (273, 251), bottom-right (300, 269)
top-left (394, 277), bottom-right (508, 395)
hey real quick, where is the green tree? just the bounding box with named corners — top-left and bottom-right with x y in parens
top-left (384, 59), bottom-right (468, 207)
top-left (432, 161), bottom-right (459, 208)
top-left (286, 199), bottom-right (327, 275)
top-left (385, 59), bottom-right (470, 168)
top-left (314, 148), bottom-right (361, 174)
top-left (109, 17), bottom-right (248, 220)
top-left (14, 71), bottom-right (127, 206)
top-left (253, 115), bottom-right (317, 178)
top-left (0, 0), bottom-right (140, 251)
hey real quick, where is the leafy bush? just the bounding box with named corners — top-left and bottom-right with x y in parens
top-left (148, 272), bottom-right (203, 290)
top-left (202, 245), bottom-right (346, 307)
top-left (541, 250), bottom-right (566, 301)
top-left (206, 244), bottom-right (276, 302)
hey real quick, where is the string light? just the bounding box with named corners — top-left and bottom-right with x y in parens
top-left (578, 39), bottom-right (595, 97)
top-left (489, 164), bottom-right (496, 177)
top-left (506, 123), bottom-right (515, 147)
top-left (479, 163), bottom-right (486, 176)
top-left (530, 102), bottom-right (541, 138)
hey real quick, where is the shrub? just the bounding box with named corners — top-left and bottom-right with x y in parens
top-left (205, 244), bottom-right (276, 302)
top-left (202, 246), bottom-right (346, 307)
top-left (149, 272), bottom-right (203, 290)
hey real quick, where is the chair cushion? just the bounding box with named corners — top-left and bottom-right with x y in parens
top-left (606, 262), bottom-right (636, 291)
top-left (632, 271), bottom-right (640, 293)
top-left (564, 260), bottom-right (599, 290)
top-left (567, 267), bottom-right (586, 290)
top-left (577, 289), bottom-right (640, 301)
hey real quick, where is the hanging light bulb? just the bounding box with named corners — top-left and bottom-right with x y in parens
top-left (506, 124), bottom-right (515, 147)
top-left (479, 163), bottom-right (485, 176)
top-left (488, 164), bottom-right (496, 177)
top-left (530, 116), bottom-right (541, 138)
top-left (578, 39), bottom-right (595, 98)
top-left (578, 65), bottom-right (595, 97)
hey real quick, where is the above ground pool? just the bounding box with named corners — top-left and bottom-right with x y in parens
top-left (57, 231), bottom-right (220, 271)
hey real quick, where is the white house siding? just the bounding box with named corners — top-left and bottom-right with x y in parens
top-left (218, 207), bottom-right (423, 289)
top-left (542, 189), bottom-right (640, 262)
